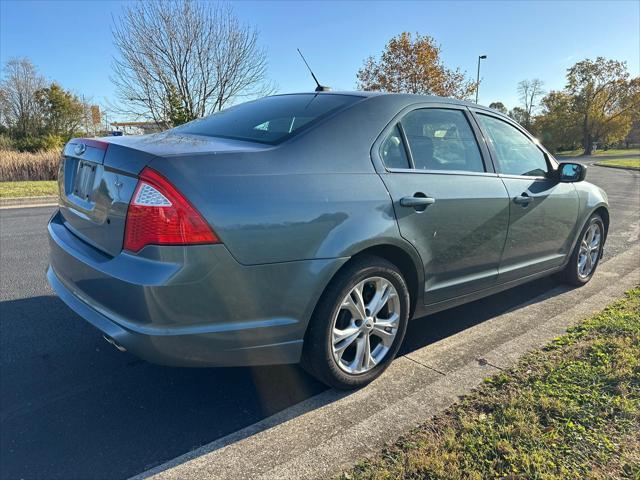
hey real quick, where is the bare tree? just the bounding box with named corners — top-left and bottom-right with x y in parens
top-left (0, 58), bottom-right (46, 137)
top-left (517, 78), bottom-right (545, 129)
top-left (111, 0), bottom-right (272, 127)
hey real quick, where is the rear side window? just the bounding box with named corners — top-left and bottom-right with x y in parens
top-left (400, 109), bottom-right (484, 172)
top-left (380, 125), bottom-right (410, 169)
top-left (174, 94), bottom-right (362, 145)
top-left (476, 114), bottom-right (548, 176)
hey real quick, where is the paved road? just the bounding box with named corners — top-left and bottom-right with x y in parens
top-left (1, 165), bottom-right (638, 480)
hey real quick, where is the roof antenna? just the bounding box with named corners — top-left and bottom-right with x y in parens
top-left (297, 48), bottom-right (331, 92)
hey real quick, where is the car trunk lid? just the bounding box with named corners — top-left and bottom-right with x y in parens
top-left (58, 139), bottom-right (146, 257)
top-left (58, 133), bottom-right (269, 257)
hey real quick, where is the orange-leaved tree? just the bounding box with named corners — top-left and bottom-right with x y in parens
top-left (356, 32), bottom-right (476, 100)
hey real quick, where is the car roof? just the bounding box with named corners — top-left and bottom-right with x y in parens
top-left (270, 91), bottom-right (501, 116)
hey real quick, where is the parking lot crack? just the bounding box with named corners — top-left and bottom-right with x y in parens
top-left (404, 355), bottom-right (446, 375)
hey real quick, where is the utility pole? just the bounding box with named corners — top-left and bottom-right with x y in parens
top-left (475, 55), bottom-right (487, 104)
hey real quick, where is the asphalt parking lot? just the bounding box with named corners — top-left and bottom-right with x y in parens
top-left (1, 161), bottom-right (638, 480)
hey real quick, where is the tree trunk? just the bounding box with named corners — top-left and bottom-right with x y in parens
top-left (582, 114), bottom-right (593, 156)
top-left (584, 135), bottom-right (593, 156)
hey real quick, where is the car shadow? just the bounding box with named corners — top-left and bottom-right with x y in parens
top-left (0, 274), bottom-right (567, 480)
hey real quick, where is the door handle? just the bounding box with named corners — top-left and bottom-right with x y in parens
top-left (513, 193), bottom-right (533, 205)
top-left (400, 195), bottom-right (436, 209)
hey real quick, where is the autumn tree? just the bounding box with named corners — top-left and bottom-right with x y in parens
top-left (111, 0), bottom-right (273, 128)
top-left (517, 78), bottom-right (545, 129)
top-left (534, 91), bottom-right (581, 152)
top-left (356, 32), bottom-right (476, 99)
top-left (488, 102), bottom-right (507, 114)
top-left (566, 57), bottom-right (640, 154)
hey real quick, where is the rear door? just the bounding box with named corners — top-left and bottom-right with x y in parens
top-left (471, 111), bottom-right (579, 282)
top-left (374, 105), bottom-right (510, 305)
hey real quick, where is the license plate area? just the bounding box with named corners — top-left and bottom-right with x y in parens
top-left (72, 160), bottom-right (98, 201)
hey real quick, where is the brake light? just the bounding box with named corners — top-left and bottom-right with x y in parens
top-left (123, 167), bottom-right (220, 252)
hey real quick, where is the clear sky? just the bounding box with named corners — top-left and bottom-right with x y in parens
top-left (1, 0), bottom-right (638, 119)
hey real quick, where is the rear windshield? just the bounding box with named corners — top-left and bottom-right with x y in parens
top-left (173, 94), bottom-right (362, 145)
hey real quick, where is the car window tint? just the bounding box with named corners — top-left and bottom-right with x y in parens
top-left (174, 94), bottom-right (362, 145)
top-left (477, 114), bottom-right (548, 176)
top-left (400, 109), bottom-right (484, 173)
top-left (380, 125), bottom-right (410, 169)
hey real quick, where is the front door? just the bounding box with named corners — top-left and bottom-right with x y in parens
top-left (473, 112), bottom-right (579, 282)
top-left (376, 107), bottom-right (510, 305)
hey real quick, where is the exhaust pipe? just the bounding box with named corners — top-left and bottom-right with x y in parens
top-left (103, 334), bottom-right (127, 352)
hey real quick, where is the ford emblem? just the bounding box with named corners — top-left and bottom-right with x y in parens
top-left (74, 143), bottom-right (87, 156)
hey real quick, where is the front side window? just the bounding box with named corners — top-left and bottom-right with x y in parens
top-left (380, 125), bottom-right (410, 169)
top-left (174, 94), bottom-right (362, 145)
top-left (400, 109), bottom-right (485, 172)
top-left (476, 114), bottom-right (548, 177)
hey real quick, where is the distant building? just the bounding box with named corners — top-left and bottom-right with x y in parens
top-left (110, 121), bottom-right (164, 135)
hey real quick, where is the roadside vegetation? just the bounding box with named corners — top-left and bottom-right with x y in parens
top-left (0, 147), bottom-right (60, 181)
top-left (341, 288), bottom-right (640, 480)
top-left (0, 180), bottom-right (57, 198)
top-left (556, 148), bottom-right (640, 158)
top-left (596, 158), bottom-right (640, 170)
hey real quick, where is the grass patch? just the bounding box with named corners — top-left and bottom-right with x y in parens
top-left (556, 148), bottom-right (640, 158)
top-left (342, 288), bottom-right (640, 480)
top-left (0, 180), bottom-right (58, 198)
top-left (596, 158), bottom-right (640, 170)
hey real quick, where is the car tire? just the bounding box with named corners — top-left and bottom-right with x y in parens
top-left (563, 213), bottom-right (605, 287)
top-left (302, 255), bottom-right (410, 390)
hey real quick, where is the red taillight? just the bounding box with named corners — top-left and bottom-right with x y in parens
top-left (123, 167), bottom-right (220, 252)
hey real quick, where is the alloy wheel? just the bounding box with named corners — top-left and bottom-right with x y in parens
top-left (577, 223), bottom-right (602, 278)
top-left (331, 277), bottom-right (400, 374)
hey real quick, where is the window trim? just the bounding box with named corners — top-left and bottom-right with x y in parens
top-left (469, 109), bottom-right (558, 180)
top-left (374, 104), bottom-right (494, 175)
top-left (396, 122), bottom-right (415, 169)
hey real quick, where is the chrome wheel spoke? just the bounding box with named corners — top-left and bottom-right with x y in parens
top-left (342, 293), bottom-right (365, 321)
top-left (375, 312), bottom-right (399, 329)
top-left (368, 279), bottom-right (393, 317)
top-left (349, 334), bottom-right (372, 372)
top-left (333, 326), bottom-right (360, 347)
top-left (371, 325), bottom-right (395, 346)
top-left (349, 282), bottom-right (368, 320)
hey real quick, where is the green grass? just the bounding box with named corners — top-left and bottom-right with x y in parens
top-left (596, 158), bottom-right (640, 170)
top-left (0, 180), bottom-right (58, 198)
top-left (341, 288), bottom-right (640, 480)
top-left (556, 148), bottom-right (640, 158)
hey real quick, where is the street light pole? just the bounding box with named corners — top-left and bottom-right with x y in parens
top-left (475, 55), bottom-right (487, 104)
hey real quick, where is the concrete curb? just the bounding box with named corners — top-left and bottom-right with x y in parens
top-left (132, 246), bottom-right (640, 480)
top-left (593, 162), bottom-right (640, 172)
top-left (0, 196), bottom-right (57, 209)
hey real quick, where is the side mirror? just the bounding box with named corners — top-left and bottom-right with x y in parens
top-left (557, 162), bottom-right (587, 182)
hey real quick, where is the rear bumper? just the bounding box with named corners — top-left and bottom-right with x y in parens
top-left (47, 210), bottom-right (347, 367)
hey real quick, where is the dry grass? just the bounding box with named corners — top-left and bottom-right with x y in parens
top-left (0, 149), bottom-right (61, 181)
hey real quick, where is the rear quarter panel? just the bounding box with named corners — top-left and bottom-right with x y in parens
top-left (148, 95), bottom-right (419, 266)
top-left (150, 164), bottom-right (402, 266)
